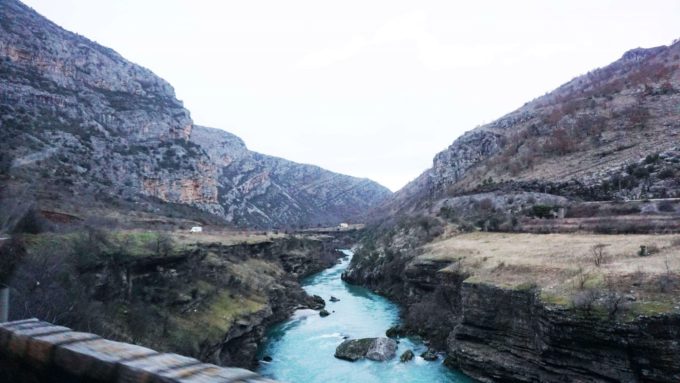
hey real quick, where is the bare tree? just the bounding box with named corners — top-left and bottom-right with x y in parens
top-left (591, 244), bottom-right (609, 267)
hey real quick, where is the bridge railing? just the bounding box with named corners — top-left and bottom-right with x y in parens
top-left (0, 318), bottom-right (277, 383)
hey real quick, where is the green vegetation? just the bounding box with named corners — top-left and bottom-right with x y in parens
top-left (0, 228), bottom-right (292, 359)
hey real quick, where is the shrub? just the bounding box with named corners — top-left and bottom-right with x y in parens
top-left (657, 200), bottom-right (676, 213)
top-left (644, 153), bottom-right (660, 164)
top-left (12, 208), bottom-right (49, 234)
top-left (71, 227), bottom-right (112, 268)
top-left (633, 166), bottom-right (650, 179)
top-left (530, 205), bottom-right (554, 219)
top-left (602, 290), bottom-right (627, 320)
top-left (0, 236), bottom-right (26, 284)
top-left (565, 203), bottom-right (600, 218)
top-left (438, 206), bottom-right (457, 221)
top-left (658, 168), bottom-right (675, 179)
top-left (477, 198), bottom-right (495, 211)
top-left (8, 240), bottom-right (96, 326)
top-left (621, 105), bottom-right (650, 128)
top-left (571, 288), bottom-right (599, 313)
top-left (544, 128), bottom-right (578, 155)
top-left (152, 232), bottom-right (174, 256)
top-left (574, 266), bottom-right (591, 290)
top-left (658, 257), bottom-right (677, 293)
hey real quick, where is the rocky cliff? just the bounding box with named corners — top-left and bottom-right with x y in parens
top-left (379, 40), bottom-right (680, 216)
top-left (0, 0), bottom-right (390, 229)
top-left (191, 126), bottom-right (391, 228)
top-left (343, 228), bottom-right (680, 382)
top-left (0, 0), bottom-right (220, 212)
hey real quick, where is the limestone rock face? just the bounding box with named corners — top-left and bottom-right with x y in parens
top-left (0, 0), bottom-right (391, 227)
top-left (430, 129), bottom-right (503, 191)
top-left (0, 0), bottom-right (221, 214)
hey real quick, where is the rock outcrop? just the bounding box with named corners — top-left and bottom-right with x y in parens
top-left (334, 337), bottom-right (397, 362)
top-left (0, 0), bottom-right (391, 229)
top-left (400, 349), bottom-right (414, 362)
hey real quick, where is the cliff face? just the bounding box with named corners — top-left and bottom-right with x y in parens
top-left (0, 0), bottom-right (221, 214)
top-left (343, 243), bottom-right (680, 383)
top-left (380, 41), bottom-right (680, 216)
top-left (448, 282), bottom-right (679, 383)
top-left (0, 0), bottom-right (390, 228)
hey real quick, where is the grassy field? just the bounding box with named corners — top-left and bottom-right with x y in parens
top-left (421, 232), bottom-right (680, 315)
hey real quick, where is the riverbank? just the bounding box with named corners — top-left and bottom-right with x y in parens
top-left (343, 229), bottom-right (680, 382)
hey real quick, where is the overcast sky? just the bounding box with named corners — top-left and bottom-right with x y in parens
top-left (23, 1), bottom-right (680, 191)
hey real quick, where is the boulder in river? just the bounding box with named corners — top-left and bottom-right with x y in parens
top-left (400, 349), bottom-right (415, 362)
top-left (385, 324), bottom-right (405, 338)
top-left (329, 296), bottom-right (340, 302)
top-left (366, 337), bottom-right (398, 361)
top-left (309, 295), bottom-right (326, 309)
top-left (421, 349), bottom-right (438, 361)
top-left (335, 337), bottom-right (397, 362)
top-left (319, 309), bottom-right (330, 317)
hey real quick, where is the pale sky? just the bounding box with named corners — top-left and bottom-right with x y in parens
top-left (22, 0), bottom-right (680, 191)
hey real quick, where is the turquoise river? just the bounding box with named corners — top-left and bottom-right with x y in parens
top-left (257, 250), bottom-right (475, 383)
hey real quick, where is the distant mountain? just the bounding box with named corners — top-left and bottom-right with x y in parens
top-left (0, 0), bottom-right (391, 228)
top-left (379, 40), bottom-right (680, 216)
top-left (191, 126), bottom-right (391, 227)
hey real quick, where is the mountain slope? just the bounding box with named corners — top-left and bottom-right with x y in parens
top-left (191, 126), bottom-right (391, 227)
top-left (381, 41), bottom-right (680, 216)
top-left (0, 0), bottom-right (390, 229)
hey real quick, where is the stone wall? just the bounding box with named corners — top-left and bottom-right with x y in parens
top-left (0, 318), bottom-right (276, 383)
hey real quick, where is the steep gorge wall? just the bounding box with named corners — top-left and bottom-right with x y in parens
top-left (343, 251), bottom-right (680, 382)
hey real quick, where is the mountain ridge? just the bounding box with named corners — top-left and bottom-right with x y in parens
top-left (377, 40), bottom-right (680, 217)
top-left (0, 0), bottom-right (391, 229)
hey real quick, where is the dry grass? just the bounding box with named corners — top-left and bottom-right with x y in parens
top-left (170, 229), bottom-right (288, 246)
top-left (421, 232), bottom-right (680, 313)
